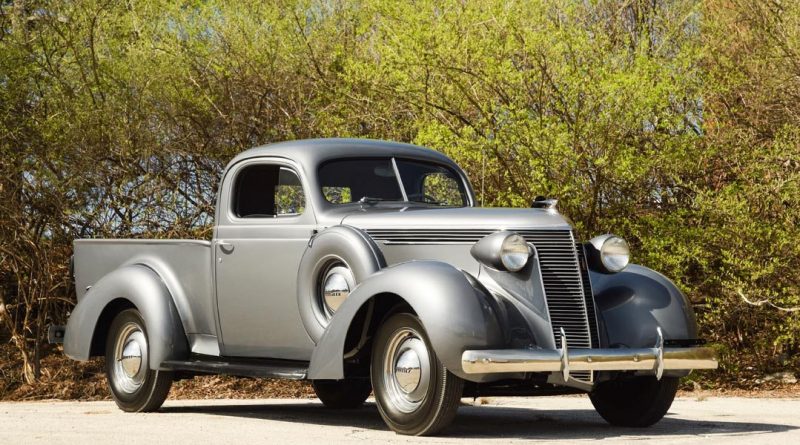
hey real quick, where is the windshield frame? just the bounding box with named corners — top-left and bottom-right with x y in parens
top-left (316, 156), bottom-right (473, 208)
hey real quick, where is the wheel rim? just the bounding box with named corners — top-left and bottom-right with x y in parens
top-left (382, 327), bottom-right (431, 413)
top-left (111, 322), bottom-right (148, 395)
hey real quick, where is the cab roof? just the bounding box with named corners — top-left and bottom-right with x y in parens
top-left (228, 138), bottom-right (456, 171)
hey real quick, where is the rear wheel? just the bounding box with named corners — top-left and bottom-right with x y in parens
top-left (589, 376), bottom-right (679, 427)
top-left (105, 309), bottom-right (173, 412)
top-left (370, 313), bottom-right (463, 436)
top-left (312, 379), bottom-right (372, 409)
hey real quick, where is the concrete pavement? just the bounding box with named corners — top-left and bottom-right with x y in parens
top-left (1, 396), bottom-right (798, 444)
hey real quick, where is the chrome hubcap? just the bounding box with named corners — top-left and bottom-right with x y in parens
top-left (112, 322), bottom-right (148, 394)
top-left (383, 328), bottom-right (430, 413)
top-left (120, 339), bottom-right (142, 378)
top-left (319, 261), bottom-right (355, 317)
top-left (395, 348), bottom-right (422, 393)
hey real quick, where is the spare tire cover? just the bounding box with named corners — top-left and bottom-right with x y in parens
top-left (297, 225), bottom-right (386, 343)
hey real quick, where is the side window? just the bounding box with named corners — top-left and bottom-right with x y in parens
top-left (275, 168), bottom-right (305, 215)
top-left (422, 172), bottom-right (463, 206)
top-left (232, 164), bottom-right (305, 218)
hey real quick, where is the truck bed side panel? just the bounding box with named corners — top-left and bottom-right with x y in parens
top-left (73, 239), bottom-right (216, 338)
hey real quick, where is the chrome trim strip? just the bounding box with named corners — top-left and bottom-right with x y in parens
top-left (365, 228), bottom-right (572, 244)
top-left (376, 241), bottom-right (477, 245)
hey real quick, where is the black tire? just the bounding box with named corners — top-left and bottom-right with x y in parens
top-left (589, 376), bottom-right (679, 427)
top-left (312, 379), bottom-right (372, 409)
top-left (105, 309), bottom-right (173, 412)
top-left (370, 313), bottom-right (463, 436)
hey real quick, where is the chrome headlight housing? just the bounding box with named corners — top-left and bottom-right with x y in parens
top-left (588, 234), bottom-right (630, 273)
top-left (500, 234), bottom-right (531, 271)
top-left (471, 231), bottom-right (533, 272)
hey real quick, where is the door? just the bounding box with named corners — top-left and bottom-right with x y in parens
top-left (214, 159), bottom-right (316, 359)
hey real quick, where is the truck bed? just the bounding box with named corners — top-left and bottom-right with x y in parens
top-left (73, 239), bottom-right (217, 340)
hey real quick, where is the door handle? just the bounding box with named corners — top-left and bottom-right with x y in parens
top-left (217, 241), bottom-right (235, 254)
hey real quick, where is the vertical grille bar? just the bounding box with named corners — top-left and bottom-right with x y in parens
top-left (576, 242), bottom-right (600, 349)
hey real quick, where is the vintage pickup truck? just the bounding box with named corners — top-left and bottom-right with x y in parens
top-left (57, 138), bottom-right (717, 435)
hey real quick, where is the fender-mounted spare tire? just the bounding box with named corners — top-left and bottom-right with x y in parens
top-left (297, 225), bottom-right (386, 343)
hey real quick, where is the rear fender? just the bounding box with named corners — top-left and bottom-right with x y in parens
top-left (63, 264), bottom-right (189, 369)
top-left (308, 260), bottom-right (504, 381)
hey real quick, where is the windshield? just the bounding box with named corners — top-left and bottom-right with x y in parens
top-left (318, 158), bottom-right (469, 207)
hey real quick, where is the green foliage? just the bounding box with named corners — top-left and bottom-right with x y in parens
top-left (275, 185), bottom-right (306, 215)
top-left (1, 0), bottom-right (798, 386)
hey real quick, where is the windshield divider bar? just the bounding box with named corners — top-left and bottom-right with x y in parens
top-left (391, 158), bottom-right (409, 202)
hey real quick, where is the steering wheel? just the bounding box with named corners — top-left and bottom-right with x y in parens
top-left (407, 193), bottom-right (442, 205)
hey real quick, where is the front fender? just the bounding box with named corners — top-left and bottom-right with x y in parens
top-left (308, 261), bottom-right (504, 381)
top-left (63, 264), bottom-right (189, 369)
top-left (590, 264), bottom-right (698, 348)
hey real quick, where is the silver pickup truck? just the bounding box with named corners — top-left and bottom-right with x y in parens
top-left (58, 138), bottom-right (717, 435)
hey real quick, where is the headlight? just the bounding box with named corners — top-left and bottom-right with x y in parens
top-left (589, 234), bottom-right (630, 273)
top-left (500, 234), bottom-right (531, 272)
top-left (470, 231), bottom-right (533, 272)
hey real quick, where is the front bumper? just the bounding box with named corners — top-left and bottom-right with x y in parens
top-left (462, 327), bottom-right (718, 380)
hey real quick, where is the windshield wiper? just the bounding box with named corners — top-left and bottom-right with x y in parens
top-left (408, 198), bottom-right (446, 206)
top-left (358, 196), bottom-right (389, 205)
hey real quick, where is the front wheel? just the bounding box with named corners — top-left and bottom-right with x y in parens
top-left (312, 378), bottom-right (372, 409)
top-left (589, 376), bottom-right (679, 427)
top-left (370, 313), bottom-right (463, 436)
top-left (105, 309), bottom-right (173, 412)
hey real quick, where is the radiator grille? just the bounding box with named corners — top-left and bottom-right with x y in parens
top-left (515, 230), bottom-right (596, 351)
top-left (366, 228), bottom-right (599, 350)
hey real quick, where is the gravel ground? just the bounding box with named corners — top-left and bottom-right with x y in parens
top-left (2, 395), bottom-right (799, 444)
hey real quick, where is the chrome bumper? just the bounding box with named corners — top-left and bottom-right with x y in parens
top-left (462, 328), bottom-right (718, 380)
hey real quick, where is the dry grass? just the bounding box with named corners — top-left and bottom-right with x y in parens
top-left (170, 376), bottom-right (314, 400)
top-left (0, 343), bottom-right (314, 401)
top-left (0, 343), bottom-right (108, 401)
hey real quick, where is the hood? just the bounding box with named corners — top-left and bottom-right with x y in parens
top-left (338, 206), bottom-right (572, 231)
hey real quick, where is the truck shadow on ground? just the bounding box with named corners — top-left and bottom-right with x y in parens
top-left (160, 401), bottom-right (796, 440)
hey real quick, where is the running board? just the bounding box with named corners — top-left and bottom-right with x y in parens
top-left (161, 356), bottom-right (308, 380)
